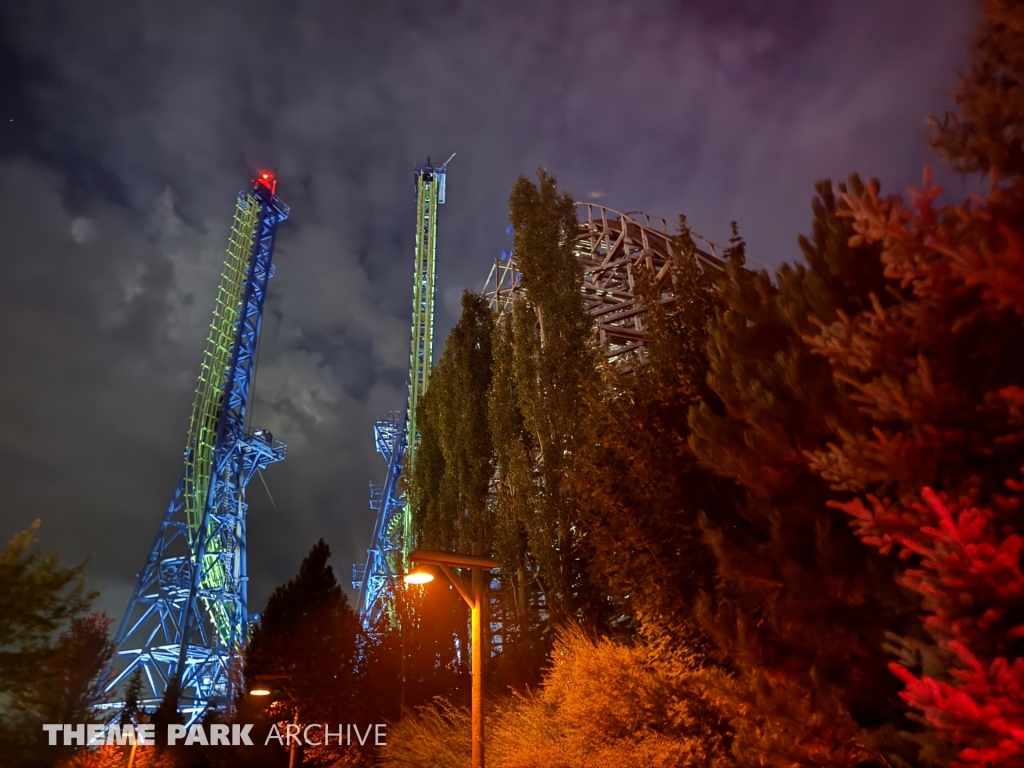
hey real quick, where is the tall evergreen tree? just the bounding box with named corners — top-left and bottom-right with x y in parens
top-left (807, 172), bottom-right (1024, 499)
top-left (486, 302), bottom-right (553, 684)
top-left (12, 612), bottom-right (116, 726)
top-left (245, 539), bottom-right (363, 761)
top-left (0, 521), bottom-right (93, 697)
top-left (687, 193), bottom-right (919, 767)
top-left (120, 667), bottom-right (144, 726)
top-left (810, 7), bottom-right (1024, 763)
top-left (0, 523), bottom-right (101, 768)
top-left (151, 675), bottom-right (183, 749)
top-left (930, 0), bottom-right (1024, 178)
top-left (806, 0), bottom-right (1024, 507)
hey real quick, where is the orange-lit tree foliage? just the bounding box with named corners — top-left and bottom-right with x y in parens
top-left (687, 184), bottom-right (919, 767)
top-left (803, 3), bottom-right (1024, 762)
top-left (839, 483), bottom-right (1024, 767)
top-left (573, 226), bottom-right (737, 636)
top-left (382, 627), bottom-right (734, 768)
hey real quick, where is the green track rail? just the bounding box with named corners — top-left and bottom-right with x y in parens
top-left (403, 171), bottom-right (440, 556)
top-left (182, 195), bottom-right (259, 639)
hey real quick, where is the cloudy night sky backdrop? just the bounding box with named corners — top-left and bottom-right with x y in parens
top-left (0, 1), bottom-right (981, 620)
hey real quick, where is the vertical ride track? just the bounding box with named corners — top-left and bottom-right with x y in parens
top-left (354, 158), bottom-right (449, 625)
top-left (109, 174), bottom-right (288, 721)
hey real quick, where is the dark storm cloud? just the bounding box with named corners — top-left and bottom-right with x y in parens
top-left (0, 0), bottom-right (979, 618)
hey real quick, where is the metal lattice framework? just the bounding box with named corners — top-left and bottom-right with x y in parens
top-left (107, 174), bottom-right (288, 721)
top-left (483, 203), bottom-right (723, 367)
top-left (354, 159), bottom-right (448, 625)
top-left (351, 412), bottom-right (406, 625)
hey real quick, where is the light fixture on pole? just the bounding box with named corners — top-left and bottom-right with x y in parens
top-left (249, 674), bottom-right (299, 768)
top-left (403, 570), bottom-right (435, 585)
top-left (404, 548), bottom-right (499, 768)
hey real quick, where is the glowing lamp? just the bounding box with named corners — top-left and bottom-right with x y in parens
top-left (249, 687), bottom-right (272, 696)
top-left (404, 570), bottom-right (434, 585)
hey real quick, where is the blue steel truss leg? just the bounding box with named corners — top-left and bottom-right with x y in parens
top-left (108, 176), bottom-right (289, 723)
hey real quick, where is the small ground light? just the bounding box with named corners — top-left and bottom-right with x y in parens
top-left (404, 570), bottom-right (434, 585)
top-left (250, 687), bottom-right (272, 696)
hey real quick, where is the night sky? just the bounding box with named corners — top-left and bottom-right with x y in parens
top-left (0, 1), bottom-right (980, 622)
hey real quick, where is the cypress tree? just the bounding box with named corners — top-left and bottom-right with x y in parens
top-left (490, 169), bottom-right (601, 627)
top-left (409, 290), bottom-right (496, 554)
top-left (409, 360), bottom-right (449, 548)
top-left (488, 303), bottom-right (542, 650)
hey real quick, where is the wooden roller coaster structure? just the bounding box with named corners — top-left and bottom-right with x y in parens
top-left (482, 203), bottom-right (724, 367)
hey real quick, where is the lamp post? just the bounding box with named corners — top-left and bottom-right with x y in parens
top-left (404, 548), bottom-right (499, 768)
top-left (126, 712), bottom-right (148, 768)
top-left (250, 674), bottom-right (299, 768)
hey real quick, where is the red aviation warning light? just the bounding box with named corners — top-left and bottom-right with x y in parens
top-left (255, 170), bottom-right (277, 196)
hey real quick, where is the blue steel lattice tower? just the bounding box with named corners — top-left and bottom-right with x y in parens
top-left (108, 174), bottom-right (288, 720)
